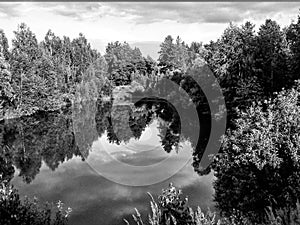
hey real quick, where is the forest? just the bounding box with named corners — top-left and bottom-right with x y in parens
top-left (0, 11), bottom-right (300, 225)
top-left (1, 16), bottom-right (300, 119)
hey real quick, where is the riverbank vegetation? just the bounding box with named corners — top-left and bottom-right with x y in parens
top-left (211, 81), bottom-right (300, 223)
top-left (126, 184), bottom-right (300, 225)
top-left (0, 180), bottom-right (71, 225)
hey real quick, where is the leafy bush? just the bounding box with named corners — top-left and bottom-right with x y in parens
top-left (211, 81), bottom-right (300, 222)
top-left (265, 202), bottom-right (300, 225)
top-left (125, 184), bottom-right (300, 225)
top-left (124, 183), bottom-right (221, 225)
top-left (0, 181), bottom-right (72, 225)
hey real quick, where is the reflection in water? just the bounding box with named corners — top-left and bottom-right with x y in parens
top-left (91, 120), bottom-right (170, 166)
top-left (11, 155), bottom-right (215, 225)
top-left (0, 111), bottom-right (82, 184)
top-left (0, 76), bottom-right (221, 224)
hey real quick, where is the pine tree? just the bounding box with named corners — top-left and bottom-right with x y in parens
top-left (158, 35), bottom-right (176, 68)
top-left (256, 19), bottom-right (288, 95)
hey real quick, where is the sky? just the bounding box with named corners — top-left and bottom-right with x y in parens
top-left (0, 2), bottom-right (300, 58)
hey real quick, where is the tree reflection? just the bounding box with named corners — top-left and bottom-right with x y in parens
top-left (0, 112), bottom-right (82, 183)
top-left (0, 62), bottom-right (224, 184)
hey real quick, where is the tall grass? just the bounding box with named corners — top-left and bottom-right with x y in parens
top-left (125, 184), bottom-right (300, 225)
top-left (124, 183), bottom-right (220, 225)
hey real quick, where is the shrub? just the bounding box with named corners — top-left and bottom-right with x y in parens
top-left (265, 201), bottom-right (300, 225)
top-left (0, 181), bottom-right (72, 225)
top-left (125, 184), bottom-right (300, 225)
top-left (211, 81), bottom-right (300, 222)
top-left (124, 183), bottom-right (221, 225)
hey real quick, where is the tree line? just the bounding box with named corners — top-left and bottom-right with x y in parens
top-left (2, 14), bottom-right (300, 119)
top-left (157, 18), bottom-right (300, 116)
top-left (0, 23), bottom-right (156, 119)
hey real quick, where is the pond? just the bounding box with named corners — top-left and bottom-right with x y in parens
top-left (0, 82), bottom-right (223, 224)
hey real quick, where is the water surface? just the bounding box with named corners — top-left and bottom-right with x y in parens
top-left (1, 97), bottom-right (215, 225)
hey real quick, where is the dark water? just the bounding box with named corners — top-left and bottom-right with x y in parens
top-left (0, 89), bottom-right (218, 224)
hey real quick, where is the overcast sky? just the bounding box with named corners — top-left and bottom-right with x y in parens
top-left (0, 2), bottom-right (300, 56)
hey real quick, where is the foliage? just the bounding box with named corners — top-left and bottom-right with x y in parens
top-left (10, 23), bottom-right (41, 82)
top-left (158, 35), bottom-right (191, 72)
top-left (2, 14), bottom-right (300, 119)
top-left (256, 19), bottom-right (289, 95)
top-left (203, 22), bottom-right (263, 115)
top-left (0, 52), bottom-right (14, 117)
top-left (124, 184), bottom-right (221, 225)
top-left (104, 41), bottom-right (154, 86)
top-left (125, 184), bottom-right (300, 225)
top-left (286, 13), bottom-right (300, 84)
top-left (265, 201), bottom-right (300, 225)
top-left (211, 81), bottom-right (300, 223)
top-left (0, 29), bottom-right (10, 60)
top-left (0, 112), bottom-right (82, 183)
top-left (0, 181), bottom-right (71, 225)
top-left (0, 23), bottom-right (109, 119)
top-left (158, 35), bottom-right (176, 69)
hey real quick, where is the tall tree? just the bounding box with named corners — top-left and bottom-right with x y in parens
top-left (0, 30), bottom-right (10, 61)
top-left (10, 23), bottom-right (41, 81)
top-left (204, 22), bottom-right (262, 113)
top-left (10, 23), bottom-right (41, 107)
top-left (71, 33), bottom-right (97, 83)
top-left (158, 35), bottom-right (176, 68)
top-left (104, 41), bottom-right (146, 85)
top-left (41, 30), bottom-right (65, 93)
top-left (60, 36), bottom-right (73, 91)
top-left (174, 36), bottom-right (189, 71)
top-left (42, 30), bottom-right (62, 58)
top-left (189, 41), bottom-right (202, 55)
top-left (286, 14), bottom-right (300, 84)
top-left (256, 19), bottom-right (288, 95)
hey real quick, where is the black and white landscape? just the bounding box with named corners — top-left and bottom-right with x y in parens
top-left (0, 2), bottom-right (300, 225)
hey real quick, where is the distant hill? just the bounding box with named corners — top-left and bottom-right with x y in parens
top-left (89, 39), bottom-right (161, 61)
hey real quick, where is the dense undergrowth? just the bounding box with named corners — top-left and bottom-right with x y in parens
top-left (0, 180), bottom-right (72, 225)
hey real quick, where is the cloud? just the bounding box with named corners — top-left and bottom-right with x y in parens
top-left (99, 2), bottom-right (300, 24)
top-left (0, 3), bottom-right (23, 18)
top-left (31, 2), bottom-right (120, 22)
top-left (0, 2), bottom-right (299, 25)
